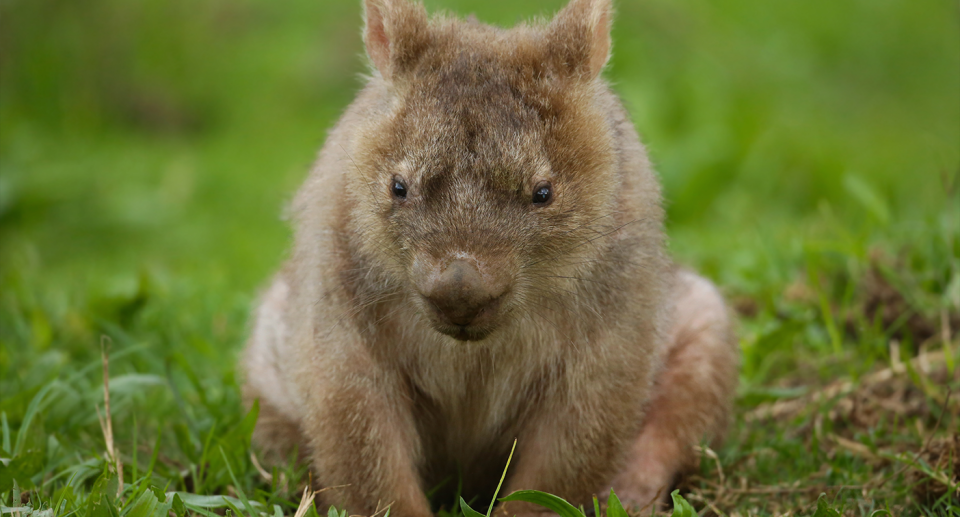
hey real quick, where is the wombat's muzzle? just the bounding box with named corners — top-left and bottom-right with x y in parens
top-left (416, 257), bottom-right (510, 340)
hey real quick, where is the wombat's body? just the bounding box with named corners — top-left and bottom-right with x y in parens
top-left (242, 0), bottom-right (739, 514)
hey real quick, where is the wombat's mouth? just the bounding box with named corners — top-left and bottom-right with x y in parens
top-left (422, 295), bottom-right (505, 342)
top-left (439, 324), bottom-right (496, 342)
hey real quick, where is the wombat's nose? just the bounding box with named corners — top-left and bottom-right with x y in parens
top-left (424, 259), bottom-right (505, 327)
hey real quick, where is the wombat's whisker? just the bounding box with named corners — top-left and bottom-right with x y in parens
top-left (320, 291), bottom-right (404, 338)
top-left (523, 217), bottom-right (649, 269)
top-left (549, 210), bottom-right (624, 240)
top-left (533, 274), bottom-right (618, 290)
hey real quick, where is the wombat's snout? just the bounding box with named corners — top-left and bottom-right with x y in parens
top-left (418, 258), bottom-right (510, 340)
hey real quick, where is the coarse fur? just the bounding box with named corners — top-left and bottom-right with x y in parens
top-left (241, 0), bottom-right (739, 514)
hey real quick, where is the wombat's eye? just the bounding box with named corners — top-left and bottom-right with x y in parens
top-left (532, 182), bottom-right (553, 206)
top-left (392, 177), bottom-right (408, 200)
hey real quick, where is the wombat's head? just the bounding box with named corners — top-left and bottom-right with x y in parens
top-left (347, 0), bottom-right (628, 341)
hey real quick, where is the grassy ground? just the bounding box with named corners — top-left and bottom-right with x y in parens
top-left (1, 0), bottom-right (958, 515)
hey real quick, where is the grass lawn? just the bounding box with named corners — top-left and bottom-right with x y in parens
top-left (1, 0), bottom-right (958, 515)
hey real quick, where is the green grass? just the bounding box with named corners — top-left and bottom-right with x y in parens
top-left (1, 0), bottom-right (958, 515)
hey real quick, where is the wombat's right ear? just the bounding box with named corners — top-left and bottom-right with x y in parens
top-left (363, 0), bottom-right (430, 80)
top-left (545, 0), bottom-right (612, 81)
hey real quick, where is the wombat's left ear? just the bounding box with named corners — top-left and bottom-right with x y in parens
top-left (363, 0), bottom-right (430, 81)
top-left (546, 0), bottom-right (612, 80)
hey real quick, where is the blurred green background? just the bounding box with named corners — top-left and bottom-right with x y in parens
top-left (0, 0), bottom-right (958, 511)
top-left (2, 0), bottom-right (957, 293)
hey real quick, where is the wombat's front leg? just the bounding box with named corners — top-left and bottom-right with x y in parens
top-left (611, 270), bottom-right (739, 509)
top-left (299, 357), bottom-right (432, 517)
top-left (244, 277), bottom-right (431, 516)
top-left (500, 360), bottom-right (651, 515)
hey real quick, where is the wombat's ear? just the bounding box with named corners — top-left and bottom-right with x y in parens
top-left (363, 0), bottom-right (430, 80)
top-left (545, 0), bottom-right (612, 80)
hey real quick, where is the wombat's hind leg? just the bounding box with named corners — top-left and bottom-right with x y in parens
top-left (242, 275), bottom-right (308, 464)
top-left (246, 394), bottom-right (307, 464)
top-left (610, 270), bottom-right (739, 508)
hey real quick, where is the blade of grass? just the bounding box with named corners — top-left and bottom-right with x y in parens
top-left (488, 438), bottom-right (517, 517)
top-left (669, 490), bottom-right (697, 517)
top-left (131, 416), bottom-right (138, 483)
top-left (810, 266), bottom-right (843, 355)
top-left (13, 381), bottom-right (57, 456)
top-left (499, 491), bottom-right (583, 517)
top-left (219, 446), bottom-right (257, 517)
top-left (222, 496), bottom-right (248, 517)
top-left (196, 422), bottom-right (218, 493)
top-left (1, 412), bottom-right (9, 454)
top-left (138, 427), bottom-right (163, 492)
top-left (458, 498), bottom-right (486, 517)
top-left (605, 490), bottom-right (626, 517)
top-left (941, 308), bottom-right (955, 375)
top-left (181, 503), bottom-right (224, 517)
top-left (293, 485), bottom-right (316, 517)
top-left (97, 335), bottom-right (123, 498)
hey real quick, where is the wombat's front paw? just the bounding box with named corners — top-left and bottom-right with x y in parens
top-left (612, 486), bottom-right (671, 513)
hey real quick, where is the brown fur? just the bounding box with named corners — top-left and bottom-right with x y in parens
top-left (241, 0), bottom-right (739, 514)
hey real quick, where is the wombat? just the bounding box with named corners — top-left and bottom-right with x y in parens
top-left (241, 0), bottom-right (739, 514)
